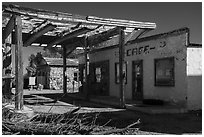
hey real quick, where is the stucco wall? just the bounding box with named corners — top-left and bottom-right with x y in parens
top-left (11, 45), bottom-right (45, 76)
top-left (79, 31), bottom-right (189, 106)
top-left (187, 47), bottom-right (202, 110)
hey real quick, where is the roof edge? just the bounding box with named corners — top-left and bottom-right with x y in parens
top-left (78, 27), bottom-right (190, 55)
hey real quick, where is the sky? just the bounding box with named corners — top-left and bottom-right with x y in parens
top-left (2, 2), bottom-right (202, 44)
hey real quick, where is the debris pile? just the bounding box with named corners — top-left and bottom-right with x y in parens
top-left (2, 105), bottom-right (140, 135)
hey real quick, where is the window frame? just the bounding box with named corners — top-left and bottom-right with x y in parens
top-left (115, 62), bottom-right (127, 84)
top-left (154, 57), bottom-right (175, 87)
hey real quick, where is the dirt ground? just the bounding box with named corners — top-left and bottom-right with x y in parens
top-left (23, 90), bottom-right (202, 135)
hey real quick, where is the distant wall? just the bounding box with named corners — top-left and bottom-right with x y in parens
top-left (187, 47), bottom-right (202, 110)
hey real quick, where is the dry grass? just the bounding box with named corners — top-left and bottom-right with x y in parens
top-left (2, 99), bottom-right (140, 135)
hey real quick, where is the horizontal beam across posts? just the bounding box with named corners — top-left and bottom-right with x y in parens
top-left (87, 27), bottom-right (120, 46)
top-left (24, 23), bottom-right (57, 46)
top-left (60, 37), bottom-right (84, 46)
top-left (2, 15), bottom-right (15, 43)
top-left (87, 16), bottom-right (157, 29)
top-left (47, 27), bottom-right (91, 48)
top-left (3, 4), bottom-right (88, 25)
top-left (11, 32), bottom-right (60, 45)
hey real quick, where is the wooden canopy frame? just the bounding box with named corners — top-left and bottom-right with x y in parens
top-left (2, 4), bottom-right (156, 109)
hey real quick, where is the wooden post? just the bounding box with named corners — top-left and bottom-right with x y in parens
top-left (62, 45), bottom-right (67, 94)
top-left (14, 15), bottom-right (23, 110)
top-left (84, 36), bottom-right (89, 100)
top-left (119, 27), bottom-right (126, 108)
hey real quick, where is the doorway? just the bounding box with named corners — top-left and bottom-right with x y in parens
top-left (89, 60), bottom-right (109, 96)
top-left (132, 60), bottom-right (143, 101)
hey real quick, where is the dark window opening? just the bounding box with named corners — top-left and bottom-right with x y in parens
top-left (155, 57), bottom-right (175, 86)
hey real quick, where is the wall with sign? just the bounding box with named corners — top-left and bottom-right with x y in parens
top-left (78, 28), bottom-right (201, 109)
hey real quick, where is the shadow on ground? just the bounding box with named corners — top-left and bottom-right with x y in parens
top-left (23, 92), bottom-right (202, 134)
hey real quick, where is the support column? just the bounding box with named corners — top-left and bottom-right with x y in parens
top-left (84, 36), bottom-right (89, 100)
top-left (63, 45), bottom-right (67, 94)
top-left (15, 15), bottom-right (23, 110)
top-left (119, 27), bottom-right (126, 108)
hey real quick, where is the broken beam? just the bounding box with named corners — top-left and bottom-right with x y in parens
top-left (47, 27), bottom-right (91, 48)
top-left (66, 46), bottom-right (77, 57)
top-left (87, 27), bottom-right (119, 46)
top-left (24, 23), bottom-right (56, 46)
top-left (2, 15), bottom-right (15, 43)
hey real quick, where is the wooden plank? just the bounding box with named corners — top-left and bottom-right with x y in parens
top-left (62, 45), bottom-right (67, 94)
top-left (2, 15), bottom-right (15, 43)
top-left (47, 27), bottom-right (91, 48)
top-left (14, 16), bottom-right (24, 110)
top-left (3, 4), bottom-right (156, 30)
top-left (88, 27), bottom-right (119, 46)
top-left (24, 23), bottom-right (56, 46)
top-left (118, 27), bottom-right (125, 108)
top-left (87, 16), bottom-right (157, 29)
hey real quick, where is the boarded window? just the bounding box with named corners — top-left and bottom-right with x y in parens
top-left (155, 57), bottom-right (174, 86)
top-left (115, 62), bottom-right (127, 84)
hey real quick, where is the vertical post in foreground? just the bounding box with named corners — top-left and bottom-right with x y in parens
top-left (63, 45), bottom-right (67, 94)
top-left (15, 15), bottom-right (23, 110)
top-left (84, 36), bottom-right (89, 100)
top-left (119, 27), bottom-right (126, 108)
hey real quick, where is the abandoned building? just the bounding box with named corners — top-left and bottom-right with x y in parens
top-left (78, 27), bottom-right (202, 110)
top-left (36, 57), bottom-right (79, 90)
top-left (2, 4), bottom-right (201, 112)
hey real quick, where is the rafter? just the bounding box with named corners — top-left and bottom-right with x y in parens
top-left (47, 27), bottom-right (92, 48)
top-left (66, 45), bottom-right (78, 57)
top-left (24, 23), bottom-right (57, 46)
top-left (29, 19), bottom-right (48, 34)
top-left (3, 4), bottom-right (156, 33)
top-left (2, 15), bottom-right (15, 43)
top-left (87, 26), bottom-right (120, 46)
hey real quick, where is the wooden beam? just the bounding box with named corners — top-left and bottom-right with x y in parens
top-left (87, 27), bottom-right (119, 46)
top-left (62, 45), bottom-right (67, 94)
top-left (24, 23), bottom-right (56, 46)
top-left (87, 16), bottom-right (157, 29)
top-left (65, 42), bottom-right (80, 57)
top-left (29, 19), bottom-right (48, 34)
top-left (134, 29), bottom-right (152, 40)
top-left (14, 15), bottom-right (24, 110)
top-left (124, 29), bottom-right (138, 44)
top-left (118, 27), bottom-right (125, 108)
top-left (47, 27), bottom-right (91, 48)
top-left (2, 15), bottom-right (15, 43)
top-left (11, 32), bottom-right (60, 45)
top-left (66, 46), bottom-right (77, 57)
top-left (84, 36), bottom-right (89, 100)
top-left (61, 37), bottom-right (83, 46)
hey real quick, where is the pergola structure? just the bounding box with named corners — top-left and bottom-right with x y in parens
top-left (2, 4), bottom-right (156, 109)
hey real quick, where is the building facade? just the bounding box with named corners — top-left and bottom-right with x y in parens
top-left (78, 28), bottom-right (202, 110)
